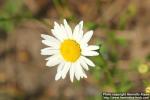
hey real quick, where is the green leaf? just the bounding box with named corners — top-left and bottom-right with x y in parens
top-left (116, 37), bottom-right (127, 47)
top-left (85, 22), bottom-right (98, 30)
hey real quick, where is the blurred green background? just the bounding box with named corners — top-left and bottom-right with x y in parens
top-left (0, 0), bottom-right (150, 100)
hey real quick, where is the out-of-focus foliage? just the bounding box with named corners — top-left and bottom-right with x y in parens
top-left (0, 0), bottom-right (32, 32)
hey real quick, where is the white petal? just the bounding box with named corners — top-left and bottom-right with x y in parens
top-left (77, 21), bottom-right (83, 41)
top-left (51, 21), bottom-right (66, 41)
top-left (60, 24), bottom-right (68, 39)
top-left (80, 43), bottom-right (88, 50)
top-left (81, 70), bottom-right (87, 78)
top-left (79, 57), bottom-right (89, 70)
top-left (41, 34), bottom-right (60, 46)
top-left (74, 62), bottom-right (82, 80)
top-left (42, 39), bottom-right (60, 47)
top-left (81, 30), bottom-right (93, 43)
top-left (77, 30), bottom-right (83, 42)
top-left (79, 66), bottom-right (87, 78)
top-left (77, 20), bottom-right (83, 29)
top-left (46, 55), bottom-right (61, 67)
top-left (57, 62), bottom-right (65, 72)
top-left (41, 48), bottom-right (59, 55)
top-left (64, 19), bottom-right (72, 38)
top-left (69, 64), bottom-right (75, 82)
top-left (55, 71), bottom-right (62, 80)
top-left (73, 21), bottom-right (83, 42)
top-left (81, 56), bottom-right (95, 67)
top-left (73, 24), bottom-right (80, 38)
top-left (51, 29), bottom-right (64, 41)
top-left (84, 45), bottom-right (99, 51)
top-left (61, 62), bottom-right (71, 79)
top-left (55, 62), bottom-right (65, 80)
top-left (82, 50), bottom-right (99, 56)
top-left (41, 34), bottom-right (59, 41)
top-left (41, 34), bottom-right (49, 39)
top-left (75, 62), bottom-right (87, 80)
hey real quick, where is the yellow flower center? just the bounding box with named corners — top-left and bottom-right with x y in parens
top-left (60, 39), bottom-right (81, 62)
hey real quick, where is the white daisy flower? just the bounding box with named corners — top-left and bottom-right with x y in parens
top-left (41, 19), bottom-right (99, 82)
